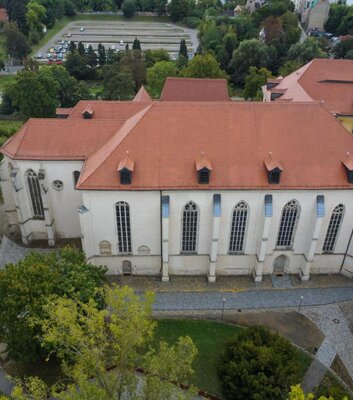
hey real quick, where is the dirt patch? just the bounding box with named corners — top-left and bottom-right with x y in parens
top-left (339, 301), bottom-right (353, 335)
top-left (332, 355), bottom-right (353, 391)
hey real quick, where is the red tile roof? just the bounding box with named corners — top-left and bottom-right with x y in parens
top-left (265, 59), bottom-right (353, 114)
top-left (133, 86), bottom-right (152, 103)
top-left (56, 108), bottom-right (73, 116)
top-left (118, 153), bottom-right (135, 171)
top-left (0, 8), bottom-right (8, 22)
top-left (195, 152), bottom-right (212, 171)
top-left (264, 153), bottom-right (283, 171)
top-left (3, 101), bottom-right (353, 190)
top-left (342, 153), bottom-right (353, 171)
top-left (160, 77), bottom-right (230, 101)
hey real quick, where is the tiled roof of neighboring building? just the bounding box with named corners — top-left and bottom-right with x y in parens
top-left (264, 59), bottom-right (353, 114)
top-left (0, 8), bottom-right (8, 22)
top-left (160, 77), bottom-right (230, 101)
top-left (3, 101), bottom-right (353, 190)
top-left (56, 108), bottom-right (73, 116)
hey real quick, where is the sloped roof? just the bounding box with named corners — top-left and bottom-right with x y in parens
top-left (265, 59), bottom-right (353, 114)
top-left (1, 119), bottom-right (124, 160)
top-left (75, 101), bottom-right (353, 190)
top-left (160, 77), bottom-right (230, 101)
top-left (133, 86), bottom-right (152, 103)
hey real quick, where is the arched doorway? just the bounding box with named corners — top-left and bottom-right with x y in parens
top-left (122, 260), bottom-right (132, 276)
top-left (273, 255), bottom-right (289, 276)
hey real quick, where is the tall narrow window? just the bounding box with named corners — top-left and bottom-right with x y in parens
top-left (276, 200), bottom-right (299, 248)
top-left (73, 171), bottom-right (80, 187)
top-left (182, 201), bottom-right (198, 253)
top-left (229, 201), bottom-right (248, 253)
top-left (323, 204), bottom-right (344, 253)
top-left (116, 201), bottom-right (131, 253)
top-left (26, 169), bottom-right (44, 219)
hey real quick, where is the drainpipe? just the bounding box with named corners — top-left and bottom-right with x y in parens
top-left (340, 227), bottom-right (353, 273)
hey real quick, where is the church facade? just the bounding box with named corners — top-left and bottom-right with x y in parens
top-left (2, 90), bottom-right (353, 282)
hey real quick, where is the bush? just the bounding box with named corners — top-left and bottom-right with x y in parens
top-left (218, 326), bottom-right (302, 400)
top-left (122, 0), bottom-right (136, 18)
top-left (182, 16), bottom-right (202, 28)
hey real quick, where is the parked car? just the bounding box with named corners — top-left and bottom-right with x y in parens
top-left (37, 53), bottom-right (42, 59)
top-left (80, 27), bottom-right (84, 32)
top-left (55, 60), bottom-right (63, 65)
top-left (120, 40), bottom-right (124, 45)
top-left (47, 53), bottom-right (52, 59)
top-left (66, 32), bottom-right (72, 37)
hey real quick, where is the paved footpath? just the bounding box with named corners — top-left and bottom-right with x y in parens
top-left (153, 287), bottom-right (353, 311)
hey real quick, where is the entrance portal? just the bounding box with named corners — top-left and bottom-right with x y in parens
top-left (122, 260), bottom-right (132, 275)
top-left (273, 255), bottom-right (288, 276)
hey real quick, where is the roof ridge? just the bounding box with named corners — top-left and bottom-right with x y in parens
top-left (78, 104), bottom-right (153, 187)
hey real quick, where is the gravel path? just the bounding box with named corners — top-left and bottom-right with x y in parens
top-left (301, 303), bottom-right (353, 379)
top-left (153, 287), bottom-right (353, 311)
top-left (301, 359), bottom-right (327, 394)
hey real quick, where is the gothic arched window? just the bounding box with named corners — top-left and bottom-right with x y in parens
top-left (26, 169), bottom-right (44, 219)
top-left (323, 204), bottom-right (344, 253)
top-left (276, 200), bottom-right (299, 248)
top-left (116, 201), bottom-right (132, 253)
top-left (229, 201), bottom-right (248, 253)
top-left (182, 201), bottom-right (199, 253)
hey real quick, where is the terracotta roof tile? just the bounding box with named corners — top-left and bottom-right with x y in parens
top-left (342, 153), bottom-right (353, 171)
top-left (133, 86), bottom-right (152, 103)
top-left (160, 77), bottom-right (230, 101)
top-left (76, 101), bottom-right (353, 190)
top-left (264, 153), bottom-right (283, 171)
top-left (118, 153), bottom-right (135, 171)
top-left (195, 152), bottom-right (212, 171)
top-left (56, 107), bottom-right (73, 116)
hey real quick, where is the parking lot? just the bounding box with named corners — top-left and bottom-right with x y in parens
top-left (36, 20), bottom-right (198, 63)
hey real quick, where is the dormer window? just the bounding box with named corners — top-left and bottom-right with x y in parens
top-left (195, 152), bottom-right (212, 185)
top-left (82, 105), bottom-right (94, 119)
top-left (120, 168), bottom-right (132, 184)
top-left (198, 168), bottom-right (210, 184)
top-left (117, 152), bottom-right (134, 185)
top-left (342, 153), bottom-right (353, 183)
top-left (264, 153), bottom-right (283, 184)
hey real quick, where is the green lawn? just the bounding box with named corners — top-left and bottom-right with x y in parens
top-left (154, 319), bottom-right (313, 398)
top-left (0, 119), bottom-right (24, 147)
top-left (31, 14), bottom-right (170, 56)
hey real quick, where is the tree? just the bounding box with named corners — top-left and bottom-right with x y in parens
top-left (4, 0), bottom-right (28, 34)
top-left (87, 44), bottom-right (98, 68)
top-left (168, 0), bottom-right (188, 21)
top-left (146, 61), bottom-right (177, 98)
top-left (155, 0), bottom-right (167, 15)
top-left (122, 0), bottom-right (136, 17)
top-left (4, 22), bottom-right (31, 60)
top-left (37, 286), bottom-right (198, 400)
top-left (180, 53), bottom-right (228, 79)
top-left (119, 49), bottom-right (146, 90)
top-left (219, 326), bottom-right (303, 400)
top-left (244, 67), bottom-right (273, 100)
top-left (288, 37), bottom-right (327, 64)
top-left (0, 247), bottom-right (107, 362)
top-left (333, 37), bottom-right (353, 58)
top-left (102, 64), bottom-right (136, 100)
top-left (230, 39), bottom-right (271, 85)
top-left (278, 60), bottom-right (302, 76)
top-left (288, 384), bottom-right (348, 400)
top-left (77, 41), bottom-right (86, 57)
top-left (144, 48), bottom-right (170, 68)
top-left (69, 40), bottom-right (76, 52)
top-left (98, 42), bottom-right (106, 66)
top-left (132, 37), bottom-right (141, 50)
top-left (26, 1), bottom-right (46, 34)
top-left (179, 39), bottom-right (188, 58)
top-left (65, 51), bottom-right (90, 80)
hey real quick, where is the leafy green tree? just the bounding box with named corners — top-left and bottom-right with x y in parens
top-left (155, 0), bottom-right (167, 15)
top-left (89, 0), bottom-right (113, 10)
top-left (65, 51), bottom-right (90, 80)
top-left (132, 37), bottom-right (141, 50)
top-left (1, 286), bottom-right (197, 400)
top-left (278, 60), bottom-right (302, 76)
top-left (288, 384), bottom-right (348, 400)
top-left (119, 49), bottom-right (146, 90)
top-left (333, 37), bottom-right (353, 58)
top-left (0, 247), bottom-right (107, 362)
top-left (168, 0), bottom-right (188, 21)
top-left (102, 64), bottom-right (135, 100)
top-left (87, 44), bottom-right (98, 68)
top-left (98, 43), bottom-right (106, 66)
top-left (144, 48), bottom-right (170, 68)
top-left (77, 40), bottom-right (86, 57)
top-left (69, 40), bottom-right (76, 52)
top-left (146, 60), bottom-right (177, 97)
top-left (244, 66), bottom-right (273, 100)
top-left (4, 22), bottom-right (31, 60)
top-left (4, 0), bottom-right (28, 34)
top-left (230, 38), bottom-right (271, 85)
top-left (180, 53), bottom-right (228, 79)
top-left (325, 3), bottom-right (351, 35)
top-left (288, 37), bottom-right (327, 64)
top-left (179, 39), bottom-right (188, 58)
top-left (26, 1), bottom-right (46, 34)
top-left (218, 326), bottom-right (302, 400)
top-left (122, 0), bottom-right (136, 17)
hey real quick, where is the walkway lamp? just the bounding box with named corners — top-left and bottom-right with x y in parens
top-left (222, 298), bottom-right (226, 320)
top-left (298, 296), bottom-right (304, 314)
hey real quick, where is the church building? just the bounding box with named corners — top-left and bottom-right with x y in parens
top-left (1, 78), bottom-right (353, 282)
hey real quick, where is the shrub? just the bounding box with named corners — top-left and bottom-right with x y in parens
top-left (182, 16), bottom-right (202, 29)
top-left (122, 0), bottom-right (136, 18)
top-left (218, 326), bottom-right (302, 400)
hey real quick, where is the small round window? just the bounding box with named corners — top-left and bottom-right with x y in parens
top-left (52, 180), bottom-right (64, 191)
